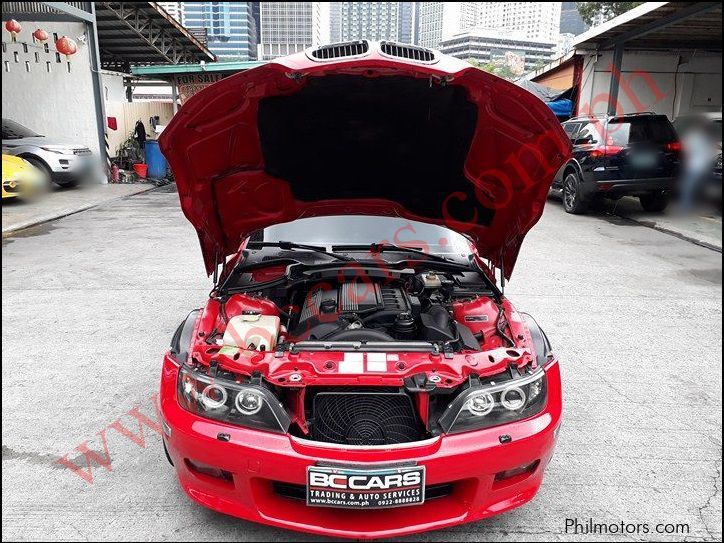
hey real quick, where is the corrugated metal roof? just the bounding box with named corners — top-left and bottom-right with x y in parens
top-left (96, 2), bottom-right (215, 70)
top-left (573, 1), bottom-right (722, 51)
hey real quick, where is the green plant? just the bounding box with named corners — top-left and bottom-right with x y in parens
top-left (576, 2), bottom-right (644, 25)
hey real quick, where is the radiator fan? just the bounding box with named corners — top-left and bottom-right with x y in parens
top-left (311, 391), bottom-right (424, 446)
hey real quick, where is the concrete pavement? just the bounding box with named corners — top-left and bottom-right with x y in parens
top-left (2, 183), bottom-right (154, 236)
top-left (608, 196), bottom-right (722, 252)
top-left (2, 186), bottom-right (721, 541)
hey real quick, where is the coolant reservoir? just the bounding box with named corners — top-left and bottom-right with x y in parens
top-left (223, 313), bottom-right (280, 351)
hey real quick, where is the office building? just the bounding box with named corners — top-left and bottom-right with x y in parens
top-left (560, 1), bottom-right (589, 36)
top-left (329, 2), bottom-right (414, 43)
top-left (478, 2), bottom-right (561, 44)
top-left (182, 2), bottom-right (257, 60)
top-left (439, 26), bottom-right (557, 73)
top-left (416, 2), bottom-right (478, 49)
top-left (158, 2), bottom-right (184, 23)
top-left (259, 2), bottom-right (323, 60)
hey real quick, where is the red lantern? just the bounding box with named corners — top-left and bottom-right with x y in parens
top-left (32, 28), bottom-right (49, 43)
top-left (5, 19), bottom-right (21, 42)
top-left (55, 35), bottom-right (77, 60)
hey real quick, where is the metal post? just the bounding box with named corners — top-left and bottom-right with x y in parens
top-left (86, 3), bottom-right (110, 181)
top-left (171, 76), bottom-right (179, 114)
top-left (607, 44), bottom-right (624, 116)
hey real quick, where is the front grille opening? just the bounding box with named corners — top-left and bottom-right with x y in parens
top-left (380, 41), bottom-right (435, 62)
top-left (309, 389), bottom-right (426, 446)
top-left (273, 481), bottom-right (454, 502)
top-left (311, 40), bottom-right (369, 60)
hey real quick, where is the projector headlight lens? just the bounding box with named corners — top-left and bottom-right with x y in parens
top-left (501, 386), bottom-right (526, 411)
top-left (201, 384), bottom-right (228, 410)
top-left (235, 390), bottom-right (263, 416)
top-left (467, 393), bottom-right (495, 417)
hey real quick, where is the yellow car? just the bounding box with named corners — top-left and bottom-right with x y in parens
top-left (2, 154), bottom-right (45, 199)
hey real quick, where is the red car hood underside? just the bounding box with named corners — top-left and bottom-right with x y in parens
top-left (160, 48), bottom-right (570, 278)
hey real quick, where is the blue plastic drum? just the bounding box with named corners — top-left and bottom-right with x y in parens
top-left (144, 140), bottom-right (168, 178)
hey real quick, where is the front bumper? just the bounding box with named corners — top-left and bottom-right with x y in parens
top-left (35, 150), bottom-right (98, 184)
top-left (2, 172), bottom-right (43, 198)
top-left (2, 179), bottom-right (21, 198)
top-left (159, 355), bottom-right (562, 539)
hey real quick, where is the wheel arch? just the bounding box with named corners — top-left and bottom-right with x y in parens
top-left (563, 159), bottom-right (583, 180)
top-left (17, 153), bottom-right (51, 173)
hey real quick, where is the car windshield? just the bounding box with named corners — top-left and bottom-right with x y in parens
top-left (2, 119), bottom-right (42, 139)
top-left (261, 216), bottom-right (473, 256)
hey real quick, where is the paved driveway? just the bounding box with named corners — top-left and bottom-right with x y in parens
top-left (2, 186), bottom-right (721, 541)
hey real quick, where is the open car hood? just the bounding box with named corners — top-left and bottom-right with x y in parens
top-left (160, 42), bottom-right (570, 278)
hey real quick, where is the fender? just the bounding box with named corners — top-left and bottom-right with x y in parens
top-left (553, 158), bottom-right (584, 188)
top-left (170, 309), bottom-right (201, 364)
top-left (521, 313), bottom-right (553, 366)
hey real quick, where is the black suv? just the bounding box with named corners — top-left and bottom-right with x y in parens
top-left (552, 113), bottom-right (681, 214)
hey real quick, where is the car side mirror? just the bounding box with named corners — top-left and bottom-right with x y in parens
top-left (572, 136), bottom-right (593, 145)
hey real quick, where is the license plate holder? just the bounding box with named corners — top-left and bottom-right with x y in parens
top-left (630, 151), bottom-right (659, 169)
top-left (306, 465), bottom-right (425, 509)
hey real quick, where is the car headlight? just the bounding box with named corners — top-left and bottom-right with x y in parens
top-left (177, 366), bottom-right (291, 433)
top-left (438, 369), bottom-right (548, 434)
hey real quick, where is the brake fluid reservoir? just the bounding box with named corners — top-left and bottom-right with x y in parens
top-left (223, 313), bottom-right (281, 351)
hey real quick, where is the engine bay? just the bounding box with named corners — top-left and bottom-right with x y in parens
top-left (218, 267), bottom-right (517, 354)
top-left (174, 260), bottom-right (549, 445)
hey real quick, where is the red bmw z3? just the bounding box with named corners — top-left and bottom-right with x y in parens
top-left (157, 40), bottom-right (570, 539)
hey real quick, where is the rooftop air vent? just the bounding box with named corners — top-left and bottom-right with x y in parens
top-left (379, 41), bottom-right (436, 63)
top-left (310, 40), bottom-right (369, 60)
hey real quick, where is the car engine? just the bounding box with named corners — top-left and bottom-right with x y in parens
top-left (288, 273), bottom-right (486, 351)
top-left (217, 269), bottom-right (514, 354)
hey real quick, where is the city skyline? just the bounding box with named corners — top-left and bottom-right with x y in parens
top-left (156, 2), bottom-right (574, 68)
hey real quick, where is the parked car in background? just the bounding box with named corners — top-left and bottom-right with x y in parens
top-left (2, 154), bottom-right (45, 200)
top-left (552, 113), bottom-right (682, 214)
top-left (1, 118), bottom-right (95, 188)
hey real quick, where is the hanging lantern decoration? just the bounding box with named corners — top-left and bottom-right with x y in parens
top-left (5, 19), bottom-right (21, 42)
top-left (55, 35), bottom-right (77, 60)
top-left (32, 28), bottom-right (49, 43)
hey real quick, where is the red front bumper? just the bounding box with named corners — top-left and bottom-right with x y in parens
top-left (159, 355), bottom-right (562, 539)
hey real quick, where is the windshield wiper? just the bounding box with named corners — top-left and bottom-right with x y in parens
top-left (246, 241), bottom-right (355, 262)
top-left (332, 243), bottom-right (457, 264)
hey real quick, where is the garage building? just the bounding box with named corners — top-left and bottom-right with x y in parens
top-left (2, 1), bottom-right (214, 175)
top-left (522, 2), bottom-right (722, 119)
